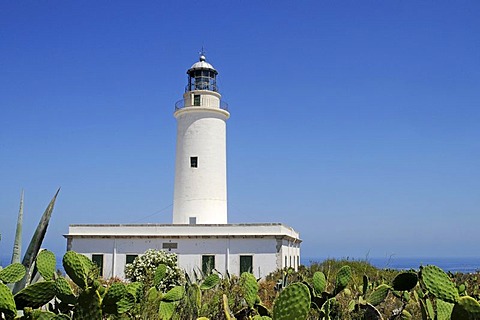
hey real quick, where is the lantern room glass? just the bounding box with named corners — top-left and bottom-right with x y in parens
top-left (187, 69), bottom-right (218, 92)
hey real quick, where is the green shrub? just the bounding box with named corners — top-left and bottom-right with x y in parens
top-left (124, 249), bottom-right (185, 292)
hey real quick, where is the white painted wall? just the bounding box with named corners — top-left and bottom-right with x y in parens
top-left (173, 90), bottom-right (230, 224)
top-left (71, 237), bottom-right (282, 279)
top-left (66, 224), bottom-right (301, 279)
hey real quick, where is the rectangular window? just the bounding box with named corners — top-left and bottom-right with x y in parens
top-left (92, 254), bottom-right (104, 276)
top-left (285, 256), bottom-right (287, 268)
top-left (190, 157), bottom-right (198, 168)
top-left (189, 217), bottom-right (197, 225)
top-left (126, 254), bottom-right (138, 265)
top-left (240, 255), bottom-right (253, 274)
top-left (193, 94), bottom-right (200, 106)
top-left (202, 255), bottom-right (215, 274)
top-left (162, 242), bottom-right (178, 251)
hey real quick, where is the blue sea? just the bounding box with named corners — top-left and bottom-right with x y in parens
top-left (302, 257), bottom-right (480, 274)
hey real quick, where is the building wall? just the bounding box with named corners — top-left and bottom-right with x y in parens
top-left (69, 236), bottom-right (298, 279)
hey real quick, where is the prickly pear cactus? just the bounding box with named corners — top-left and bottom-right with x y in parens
top-left (436, 298), bottom-right (454, 320)
top-left (126, 282), bottom-right (143, 301)
top-left (102, 282), bottom-right (127, 314)
top-left (162, 285), bottom-right (184, 302)
top-left (0, 282), bottom-right (16, 318)
top-left (74, 288), bottom-right (102, 320)
top-left (367, 284), bottom-right (391, 306)
top-left (14, 280), bottom-right (56, 309)
top-left (400, 309), bottom-right (412, 320)
top-left (451, 296), bottom-right (480, 320)
top-left (240, 272), bottom-right (259, 308)
top-left (54, 277), bottom-right (76, 305)
top-left (0, 263), bottom-right (26, 284)
top-left (420, 265), bottom-right (459, 303)
top-left (36, 250), bottom-right (57, 281)
top-left (392, 272), bottom-right (418, 291)
top-left (154, 264), bottom-right (167, 287)
top-left (159, 300), bottom-right (176, 320)
top-left (334, 265), bottom-right (352, 295)
top-left (117, 292), bottom-right (136, 314)
top-left (200, 273), bottom-right (220, 290)
top-left (362, 275), bottom-right (369, 296)
top-left (359, 302), bottom-right (384, 320)
top-left (273, 282), bottom-right (311, 320)
top-left (63, 251), bottom-right (88, 289)
top-left (312, 271), bottom-right (326, 295)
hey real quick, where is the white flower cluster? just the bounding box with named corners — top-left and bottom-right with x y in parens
top-left (124, 249), bottom-right (185, 291)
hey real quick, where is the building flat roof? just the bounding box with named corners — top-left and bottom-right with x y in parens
top-left (65, 223), bottom-right (301, 242)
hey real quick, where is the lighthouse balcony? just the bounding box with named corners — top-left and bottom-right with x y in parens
top-left (175, 99), bottom-right (229, 111)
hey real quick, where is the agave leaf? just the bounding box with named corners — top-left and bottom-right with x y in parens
top-left (11, 190), bottom-right (24, 264)
top-left (13, 188), bottom-right (60, 293)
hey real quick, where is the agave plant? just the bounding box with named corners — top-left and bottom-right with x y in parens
top-left (6, 188), bottom-right (61, 294)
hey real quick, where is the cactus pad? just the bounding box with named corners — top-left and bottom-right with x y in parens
top-left (200, 273), bottom-right (220, 290)
top-left (240, 272), bottom-right (259, 308)
top-left (451, 296), bottom-right (480, 320)
top-left (367, 284), bottom-right (391, 306)
top-left (362, 275), bottom-right (369, 296)
top-left (312, 271), bottom-right (326, 295)
top-left (126, 282), bottom-right (143, 301)
top-left (273, 282), bottom-right (311, 320)
top-left (392, 272), bottom-right (418, 291)
top-left (358, 302), bottom-right (384, 320)
top-left (117, 292), bottom-right (135, 314)
top-left (63, 251), bottom-right (88, 289)
top-left (334, 265), bottom-right (352, 295)
top-left (400, 309), bottom-right (412, 320)
top-left (159, 301), bottom-right (176, 320)
top-left (0, 283), bottom-right (16, 318)
top-left (36, 250), bottom-right (57, 281)
top-left (154, 264), bottom-right (167, 287)
top-left (162, 285), bottom-right (184, 302)
top-left (54, 277), bottom-right (76, 304)
top-left (102, 282), bottom-right (127, 314)
top-left (74, 288), bottom-right (102, 319)
top-left (14, 280), bottom-right (56, 309)
top-left (420, 265), bottom-right (459, 303)
top-left (436, 298), bottom-right (454, 320)
top-left (0, 263), bottom-right (26, 284)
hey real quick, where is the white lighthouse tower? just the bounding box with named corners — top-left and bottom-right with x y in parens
top-left (172, 53), bottom-right (230, 224)
top-left (66, 53), bottom-right (301, 280)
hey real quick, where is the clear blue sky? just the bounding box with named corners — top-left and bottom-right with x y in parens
top-left (1, 1), bottom-right (479, 261)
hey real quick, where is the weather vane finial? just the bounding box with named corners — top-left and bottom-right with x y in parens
top-left (199, 46), bottom-right (206, 61)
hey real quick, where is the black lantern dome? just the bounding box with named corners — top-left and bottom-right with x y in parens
top-left (186, 54), bottom-right (218, 92)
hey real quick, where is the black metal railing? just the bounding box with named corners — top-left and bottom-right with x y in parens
top-left (175, 99), bottom-right (229, 112)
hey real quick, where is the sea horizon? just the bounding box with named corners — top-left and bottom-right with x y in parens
top-left (302, 256), bottom-right (480, 274)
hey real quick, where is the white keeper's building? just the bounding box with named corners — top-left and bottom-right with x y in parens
top-left (65, 53), bottom-right (301, 279)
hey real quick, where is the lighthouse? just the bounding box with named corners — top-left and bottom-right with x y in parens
top-left (65, 52), bottom-right (301, 280)
top-left (172, 53), bottom-right (229, 224)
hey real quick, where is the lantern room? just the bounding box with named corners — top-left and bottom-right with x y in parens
top-left (186, 54), bottom-right (218, 92)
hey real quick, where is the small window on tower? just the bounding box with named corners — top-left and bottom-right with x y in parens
top-left (193, 94), bottom-right (201, 106)
top-left (190, 157), bottom-right (198, 168)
